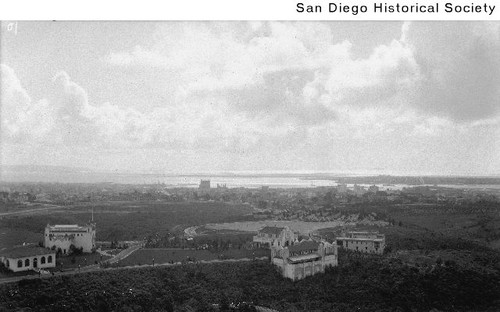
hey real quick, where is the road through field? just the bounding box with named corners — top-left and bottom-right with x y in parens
top-left (0, 205), bottom-right (67, 217)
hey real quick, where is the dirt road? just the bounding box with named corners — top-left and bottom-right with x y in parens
top-left (0, 205), bottom-right (67, 218)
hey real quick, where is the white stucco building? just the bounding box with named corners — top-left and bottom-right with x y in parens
top-left (44, 223), bottom-right (96, 254)
top-left (271, 240), bottom-right (338, 281)
top-left (0, 246), bottom-right (56, 272)
top-left (253, 226), bottom-right (298, 248)
top-left (336, 231), bottom-right (385, 254)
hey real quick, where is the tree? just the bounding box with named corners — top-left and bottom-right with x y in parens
top-left (436, 257), bottom-right (443, 266)
top-left (69, 244), bottom-right (83, 255)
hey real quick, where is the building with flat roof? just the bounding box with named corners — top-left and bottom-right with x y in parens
top-left (253, 226), bottom-right (298, 248)
top-left (0, 246), bottom-right (56, 272)
top-left (199, 180), bottom-right (211, 190)
top-left (336, 231), bottom-right (385, 254)
top-left (44, 223), bottom-right (96, 254)
top-left (271, 239), bottom-right (337, 281)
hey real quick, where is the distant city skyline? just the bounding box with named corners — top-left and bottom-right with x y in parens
top-left (1, 21), bottom-right (499, 178)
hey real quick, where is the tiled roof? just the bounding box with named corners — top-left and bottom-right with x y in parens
top-left (288, 240), bottom-right (319, 253)
top-left (0, 246), bottom-right (55, 259)
top-left (259, 226), bottom-right (285, 235)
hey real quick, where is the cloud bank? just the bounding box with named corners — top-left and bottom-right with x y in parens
top-left (2, 21), bottom-right (499, 174)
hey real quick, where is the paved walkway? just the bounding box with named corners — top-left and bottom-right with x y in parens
top-left (104, 245), bottom-right (142, 264)
top-left (96, 249), bottom-right (113, 257)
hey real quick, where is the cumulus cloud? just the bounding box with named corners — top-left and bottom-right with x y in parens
top-left (407, 22), bottom-right (500, 122)
top-left (104, 21), bottom-right (500, 126)
top-left (1, 65), bottom-right (290, 154)
top-left (103, 22), bottom-right (423, 129)
top-left (1, 65), bottom-right (143, 147)
top-left (1, 64), bottom-right (54, 142)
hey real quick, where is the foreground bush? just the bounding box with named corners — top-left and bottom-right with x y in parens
top-left (1, 254), bottom-right (499, 312)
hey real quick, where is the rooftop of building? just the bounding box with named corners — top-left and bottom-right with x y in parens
top-left (0, 246), bottom-right (55, 259)
top-left (288, 240), bottom-right (319, 253)
top-left (47, 224), bottom-right (93, 232)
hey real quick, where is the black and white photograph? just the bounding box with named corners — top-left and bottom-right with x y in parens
top-left (0, 20), bottom-right (499, 311)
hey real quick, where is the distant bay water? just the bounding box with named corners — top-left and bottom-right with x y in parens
top-left (2, 166), bottom-right (500, 192)
top-left (1, 167), bottom-right (338, 188)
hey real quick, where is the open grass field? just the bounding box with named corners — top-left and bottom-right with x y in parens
top-left (0, 201), bottom-right (253, 250)
top-left (117, 248), bottom-right (270, 267)
top-left (203, 219), bottom-right (388, 235)
top-left (55, 252), bottom-right (112, 270)
top-left (0, 228), bottom-right (42, 250)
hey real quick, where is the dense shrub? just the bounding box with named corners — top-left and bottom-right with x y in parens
top-left (0, 255), bottom-right (499, 312)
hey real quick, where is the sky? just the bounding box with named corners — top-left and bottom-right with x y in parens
top-left (1, 21), bottom-right (499, 177)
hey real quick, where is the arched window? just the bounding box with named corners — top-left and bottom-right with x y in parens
top-left (6, 260), bottom-right (9, 268)
top-left (41, 256), bottom-right (46, 264)
top-left (25, 258), bottom-right (30, 266)
top-left (48, 255), bottom-right (53, 263)
top-left (17, 260), bottom-right (22, 268)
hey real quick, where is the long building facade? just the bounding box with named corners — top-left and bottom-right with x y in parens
top-left (0, 246), bottom-right (56, 273)
top-left (271, 240), bottom-right (338, 281)
top-left (44, 224), bottom-right (96, 254)
top-left (336, 231), bottom-right (385, 254)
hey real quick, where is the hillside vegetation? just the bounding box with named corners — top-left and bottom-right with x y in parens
top-left (1, 251), bottom-right (499, 312)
